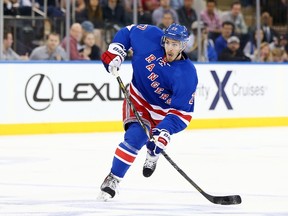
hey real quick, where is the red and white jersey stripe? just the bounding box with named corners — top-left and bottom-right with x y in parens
top-left (129, 83), bottom-right (192, 127)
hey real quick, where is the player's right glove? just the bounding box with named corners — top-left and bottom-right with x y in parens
top-left (101, 43), bottom-right (127, 75)
top-left (146, 128), bottom-right (171, 156)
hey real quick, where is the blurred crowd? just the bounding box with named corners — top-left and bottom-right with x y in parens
top-left (2, 0), bottom-right (288, 62)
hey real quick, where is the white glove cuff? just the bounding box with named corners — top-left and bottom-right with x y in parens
top-left (107, 43), bottom-right (127, 62)
top-left (155, 130), bottom-right (170, 149)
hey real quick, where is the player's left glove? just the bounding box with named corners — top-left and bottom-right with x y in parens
top-left (101, 43), bottom-right (127, 75)
top-left (146, 128), bottom-right (171, 156)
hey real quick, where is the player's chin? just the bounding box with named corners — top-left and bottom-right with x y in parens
top-left (166, 55), bottom-right (174, 62)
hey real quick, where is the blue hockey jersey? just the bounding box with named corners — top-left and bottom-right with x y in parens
top-left (113, 24), bottom-right (198, 135)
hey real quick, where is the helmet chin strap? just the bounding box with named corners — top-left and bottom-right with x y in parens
top-left (173, 51), bottom-right (182, 61)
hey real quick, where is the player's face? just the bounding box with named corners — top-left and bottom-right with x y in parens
top-left (164, 38), bottom-right (182, 62)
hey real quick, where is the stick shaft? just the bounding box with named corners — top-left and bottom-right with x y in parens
top-left (115, 74), bottom-right (241, 205)
top-left (116, 75), bottom-right (208, 195)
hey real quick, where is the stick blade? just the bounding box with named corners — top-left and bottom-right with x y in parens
top-left (212, 195), bottom-right (242, 205)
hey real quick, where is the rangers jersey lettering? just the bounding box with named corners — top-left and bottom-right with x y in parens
top-left (113, 25), bottom-right (198, 134)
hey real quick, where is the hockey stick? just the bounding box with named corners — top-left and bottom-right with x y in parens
top-left (113, 69), bottom-right (241, 205)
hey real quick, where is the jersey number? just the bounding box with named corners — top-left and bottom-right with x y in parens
top-left (189, 93), bottom-right (195, 105)
top-left (137, 24), bottom-right (148, 30)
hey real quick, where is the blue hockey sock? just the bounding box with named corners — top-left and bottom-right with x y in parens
top-left (111, 141), bottom-right (138, 178)
top-left (110, 123), bottom-right (149, 178)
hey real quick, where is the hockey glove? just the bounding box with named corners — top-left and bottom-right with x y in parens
top-left (146, 128), bottom-right (171, 156)
top-left (101, 43), bottom-right (127, 75)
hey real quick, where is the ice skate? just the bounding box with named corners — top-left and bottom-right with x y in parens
top-left (143, 153), bottom-right (159, 177)
top-left (98, 173), bottom-right (120, 201)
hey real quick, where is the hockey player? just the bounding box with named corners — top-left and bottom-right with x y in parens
top-left (99, 23), bottom-right (198, 200)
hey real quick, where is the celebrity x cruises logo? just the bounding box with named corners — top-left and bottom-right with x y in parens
top-left (209, 70), bottom-right (233, 110)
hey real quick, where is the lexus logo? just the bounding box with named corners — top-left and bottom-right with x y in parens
top-left (25, 74), bottom-right (54, 111)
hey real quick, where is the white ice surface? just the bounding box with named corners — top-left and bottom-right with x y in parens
top-left (0, 127), bottom-right (288, 216)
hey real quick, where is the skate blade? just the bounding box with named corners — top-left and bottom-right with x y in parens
top-left (97, 191), bottom-right (112, 202)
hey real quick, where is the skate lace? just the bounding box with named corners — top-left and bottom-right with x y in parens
top-left (104, 175), bottom-right (119, 191)
top-left (144, 159), bottom-right (156, 169)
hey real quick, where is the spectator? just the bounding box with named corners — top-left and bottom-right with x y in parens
top-left (102, 0), bottom-right (126, 28)
top-left (36, 0), bottom-right (64, 17)
top-left (61, 23), bottom-right (88, 60)
top-left (260, 11), bottom-right (279, 44)
top-left (200, 0), bottom-right (221, 41)
top-left (240, 0), bottom-right (253, 7)
top-left (271, 48), bottom-right (288, 63)
top-left (75, 0), bottom-right (86, 13)
top-left (76, 0), bottom-right (104, 29)
top-left (137, 6), bottom-right (154, 24)
top-left (243, 29), bottom-right (264, 59)
top-left (221, 1), bottom-right (247, 36)
top-left (4, 0), bottom-right (54, 16)
top-left (214, 21), bottom-right (234, 57)
top-left (123, 0), bottom-right (137, 13)
top-left (80, 20), bottom-right (104, 53)
top-left (123, 0), bottom-right (142, 14)
top-left (269, 34), bottom-right (288, 53)
top-left (62, 0), bottom-right (86, 14)
top-left (2, 30), bottom-right (29, 60)
top-left (221, 0), bottom-right (248, 47)
top-left (102, 0), bottom-right (127, 47)
top-left (14, 0), bottom-right (41, 16)
top-left (185, 21), bottom-right (217, 62)
top-left (273, 0), bottom-right (287, 25)
top-left (262, 0), bottom-right (288, 25)
top-left (194, 0), bottom-right (206, 12)
top-left (157, 11), bottom-right (175, 31)
top-left (279, 34), bottom-right (288, 53)
top-left (170, 0), bottom-right (183, 10)
top-left (81, 20), bottom-right (95, 47)
top-left (79, 32), bottom-right (101, 60)
top-left (176, 0), bottom-right (197, 30)
top-left (218, 36), bottom-right (250, 62)
top-left (252, 42), bottom-right (273, 62)
top-left (152, 0), bottom-right (179, 26)
top-left (141, 0), bottom-right (159, 13)
top-left (30, 32), bottom-right (68, 60)
top-left (3, 0), bottom-right (18, 15)
top-left (124, 1), bottom-right (153, 25)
